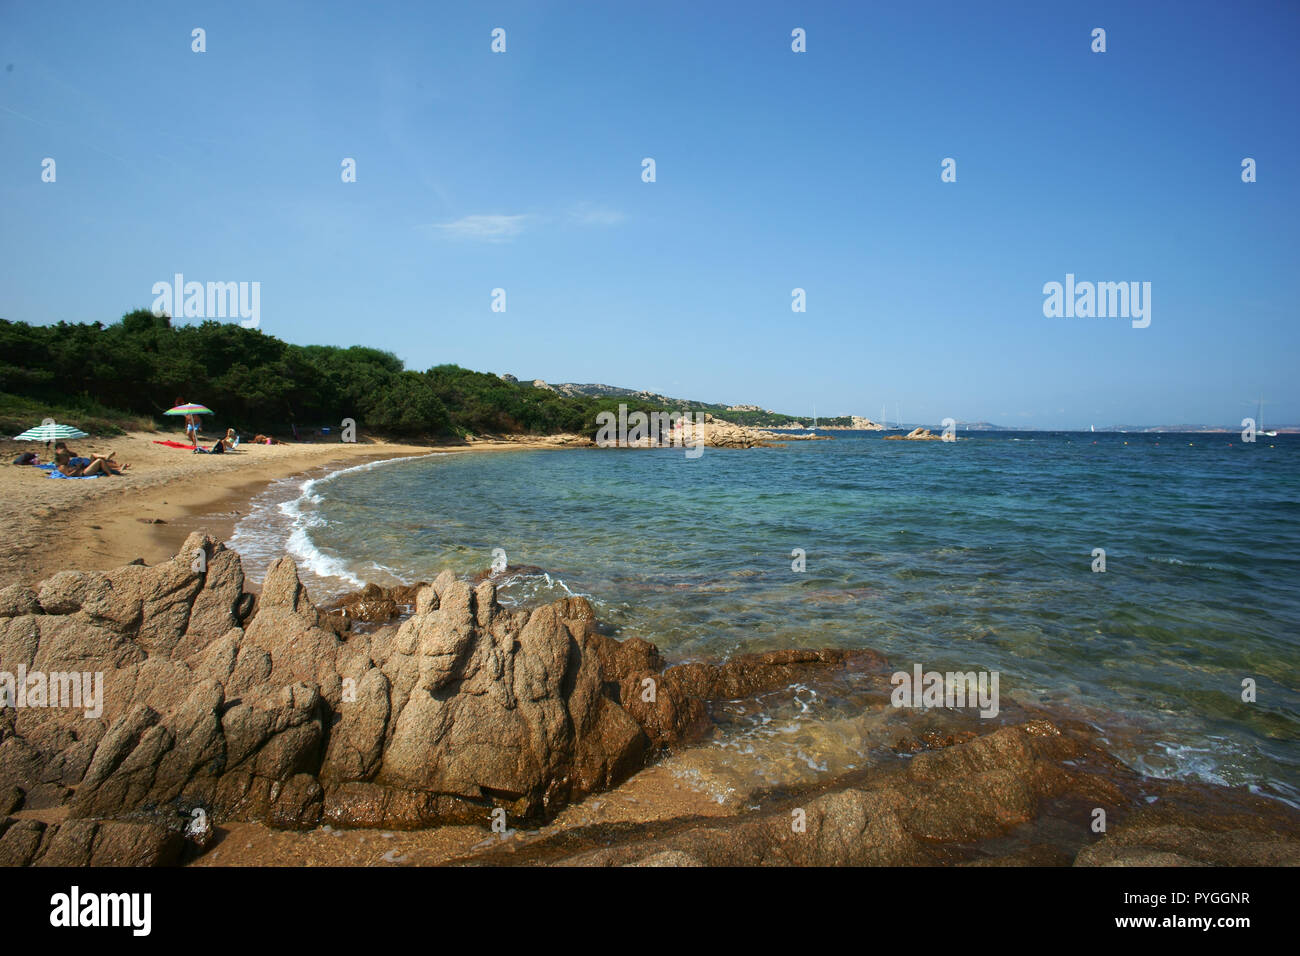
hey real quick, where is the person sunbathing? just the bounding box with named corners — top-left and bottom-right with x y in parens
top-left (54, 449), bottom-right (129, 476)
top-left (196, 429), bottom-right (238, 455)
top-left (53, 441), bottom-right (129, 471)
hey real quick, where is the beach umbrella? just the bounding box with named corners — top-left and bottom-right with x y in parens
top-left (13, 422), bottom-right (90, 442)
top-left (164, 403), bottom-right (213, 416)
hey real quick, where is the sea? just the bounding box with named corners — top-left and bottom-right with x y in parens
top-left (228, 431), bottom-right (1300, 807)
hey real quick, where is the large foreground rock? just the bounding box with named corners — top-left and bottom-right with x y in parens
top-left (0, 536), bottom-right (873, 863)
top-left (5, 536), bottom-right (1297, 867)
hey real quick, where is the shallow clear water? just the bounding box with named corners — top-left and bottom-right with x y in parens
top-left (229, 432), bottom-right (1300, 804)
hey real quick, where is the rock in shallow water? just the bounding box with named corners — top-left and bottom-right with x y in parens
top-left (0, 535), bottom-right (875, 862)
top-left (3, 533), bottom-right (1297, 867)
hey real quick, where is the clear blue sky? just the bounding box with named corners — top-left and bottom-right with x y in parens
top-left (2, 0), bottom-right (1297, 428)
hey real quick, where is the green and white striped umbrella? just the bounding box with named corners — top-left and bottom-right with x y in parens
top-left (13, 422), bottom-right (90, 442)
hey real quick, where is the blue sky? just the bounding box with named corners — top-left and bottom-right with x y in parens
top-left (2, 0), bottom-right (1297, 428)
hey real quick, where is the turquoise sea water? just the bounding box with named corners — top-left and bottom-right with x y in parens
top-left (229, 432), bottom-right (1300, 804)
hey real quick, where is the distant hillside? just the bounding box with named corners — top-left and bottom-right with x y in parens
top-left (501, 375), bottom-right (864, 428)
top-left (502, 377), bottom-right (702, 408)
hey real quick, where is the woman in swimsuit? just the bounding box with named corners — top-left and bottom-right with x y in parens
top-left (175, 396), bottom-right (200, 445)
top-left (53, 443), bottom-right (129, 476)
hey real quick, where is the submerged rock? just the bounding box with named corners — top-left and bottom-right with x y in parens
top-left (458, 720), bottom-right (1300, 868)
top-left (322, 582), bottom-right (428, 627)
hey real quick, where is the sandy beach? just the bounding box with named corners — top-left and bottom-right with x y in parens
top-left (0, 431), bottom-right (584, 588)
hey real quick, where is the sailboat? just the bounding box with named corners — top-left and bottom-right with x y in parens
top-left (1257, 397), bottom-right (1278, 437)
top-left (880, 403), bottom-right (903, 432)
top-left (805, 405), bottom-right (817, 435)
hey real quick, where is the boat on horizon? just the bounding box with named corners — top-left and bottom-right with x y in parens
top-left (1257, 397), bottom-right (1278, 437)
top-left (879, 403), bottom-right (904, 432)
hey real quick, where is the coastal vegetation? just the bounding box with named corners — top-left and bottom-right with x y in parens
top-left (0, 311), bottom-right (668, 439)
top-left (0, 390), bottom-right (154, 437)
top-left (0, 311), bottom-right (864, 439)
top-left (723, 409), bottom-right (853, 428)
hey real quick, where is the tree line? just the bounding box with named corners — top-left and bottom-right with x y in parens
top-left (0, 310), bottom-right (663, 439)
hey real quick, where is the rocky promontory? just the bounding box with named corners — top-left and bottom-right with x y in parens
top-left (0, 537), bottom-right (870, 863)
top-left (1, 538), bottom-right (1296, 867)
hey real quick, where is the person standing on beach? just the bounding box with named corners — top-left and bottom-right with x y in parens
top-left (177, 396), bottom-right (200, 445)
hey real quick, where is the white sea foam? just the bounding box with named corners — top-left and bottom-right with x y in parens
top-left (226, 476), bottom-right (302, 580)
top-left (229, 452), bottom-right (444, 592)
top-left (1145, 555), bottom-right (1234, 573)
top-left (1129, 741), bottom-right (1234, 791)
top-left (494, 569), bottom-right (589, 607)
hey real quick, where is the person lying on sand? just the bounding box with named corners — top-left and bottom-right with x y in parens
top-left (54, 441), bottom-right (128, 469)
top-left (54, 448), bottom-right (129, 476)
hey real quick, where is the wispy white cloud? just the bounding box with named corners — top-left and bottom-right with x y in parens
top-left (428, 214), bottom-right (532, 242)
top-left (425, 203), bottom-right (625, 242)
top-left (567, 202), bottom-right (625, 226)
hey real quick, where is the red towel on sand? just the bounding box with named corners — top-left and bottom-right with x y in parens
top-left (152, 440), bottom-right (198, 449)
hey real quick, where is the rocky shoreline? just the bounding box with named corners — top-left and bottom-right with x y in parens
top-left (468, 418), bottom-right (831, 450)
top-left (1, 538), bottom-right (1296, 866)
